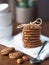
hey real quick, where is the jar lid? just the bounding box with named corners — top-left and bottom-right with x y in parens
top-left (0, 3), bottom-right (9, 14)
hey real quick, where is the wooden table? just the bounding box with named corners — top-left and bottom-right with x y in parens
top-left (0, 20), bottom-right (49, 65)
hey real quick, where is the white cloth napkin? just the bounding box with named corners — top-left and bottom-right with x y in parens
top-left (0, 33), bottom-right (49, 60)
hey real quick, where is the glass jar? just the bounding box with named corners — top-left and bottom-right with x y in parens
top-left (0, 0), bottom-right (13, 39)
top-left (0, 0), bottom-right (15, 20)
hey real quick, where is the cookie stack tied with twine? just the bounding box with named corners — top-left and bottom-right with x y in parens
top-left (17, 18), bottom-right (42, 48)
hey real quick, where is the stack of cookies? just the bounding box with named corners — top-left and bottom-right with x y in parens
top-left (22, 24), bottom-right (42, 48)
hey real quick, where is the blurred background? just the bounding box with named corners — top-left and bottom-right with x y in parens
top-left (0, 0), bottom-right (49, 22)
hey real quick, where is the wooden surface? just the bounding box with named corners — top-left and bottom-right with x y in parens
top-left (0, 20), bottom-right (49, 65)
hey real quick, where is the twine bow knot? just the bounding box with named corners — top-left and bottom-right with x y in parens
top-left (17, 18), bottom-right (42, 28)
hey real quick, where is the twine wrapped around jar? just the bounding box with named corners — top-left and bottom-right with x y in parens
top-left (17, 18), bottom-right (42, 48)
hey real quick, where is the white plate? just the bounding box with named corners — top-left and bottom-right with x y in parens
top-left (0, 33), bottom-right (49, 59)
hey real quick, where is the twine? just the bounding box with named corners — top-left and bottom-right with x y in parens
top-left (17, 18), bottom-right (42, 28)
